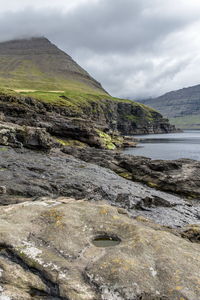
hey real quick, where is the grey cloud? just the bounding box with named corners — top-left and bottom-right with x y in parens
top-left (0, 0), bottom-right (200, 98)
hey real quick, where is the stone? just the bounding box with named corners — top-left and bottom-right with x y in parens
top-left (0, 199), bottom-right (200, 299)
top-left (0, 147), bottom-right (199, 228)
top-left (63, 147), bottom-right (200, 200)
top-left (0, 121), bottom-right (55, 150)
top-left (0, 186), bottom-right (6, 194)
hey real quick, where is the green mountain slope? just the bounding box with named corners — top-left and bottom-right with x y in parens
top-left (138, 85), bottom-right (200, 129)
top-left (0, 37), bottom-right (106, 93)
top-left (0, 37), bottom-right (176, 139)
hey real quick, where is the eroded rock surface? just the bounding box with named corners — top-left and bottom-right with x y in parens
top-left (62, 147), bottom-right (200, 199)
top-left (0, 121), bottom-right (55, 150)
top-left (0, 199), bottom-right (200, 299)
top-left (0, 146), bottom-right (199, 227)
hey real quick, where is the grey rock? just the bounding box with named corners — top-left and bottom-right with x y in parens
top-left (0, 146), bottom-right (199, 228)
top-left (64, 147), bottom-right (200, 200)
top-left (0, 121), bottom-right (55, 150)
top-left (0, 199), bottom-right (200, 299)
top-left (0, 186), bottom-right (6, 194)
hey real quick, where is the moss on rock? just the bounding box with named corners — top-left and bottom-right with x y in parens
top-left (117, 172), bottom-right (132, 180)
top-left (96, 129), bottom-right (116, 150)
top-left (55, 138), bottom-right (87, 148)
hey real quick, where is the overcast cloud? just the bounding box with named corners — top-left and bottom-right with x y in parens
top-left (0, 0), bottom-right (200, 99)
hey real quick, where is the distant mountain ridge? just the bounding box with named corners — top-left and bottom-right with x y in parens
top-left (138, 84), bottom-right (200, 129)
top-left (0, 37), bottom-right (106, 93)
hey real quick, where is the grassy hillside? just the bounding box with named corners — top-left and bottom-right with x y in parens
top-left (138, 84), bottom-right (200, 129)
top-left (8, 88), bottom-right (155, 114)
top-left (170, 115), bottom-right (200, 129)
top-left (0, 37), bottom-right (106, 94)
top-left (0, 86), bottom-right (158, 121)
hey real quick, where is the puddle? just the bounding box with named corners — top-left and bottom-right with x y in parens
top-left (92, 235), bottom-right (121, 247)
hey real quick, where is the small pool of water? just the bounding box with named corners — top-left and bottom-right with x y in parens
top-left (92, 235), bottom-right (121, 247)
top-left (123, 130), bottom-right (200, 160)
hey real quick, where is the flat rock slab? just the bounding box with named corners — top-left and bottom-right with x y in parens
top-left (62, 147), bottom-right (200, 199)
top-left (0, 199), bottom-right (200, 299)
top-left (0, 147), bottom-right (199, 227)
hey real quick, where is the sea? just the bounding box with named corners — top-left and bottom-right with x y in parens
top-left (123, 130), bottom-right (200, 161)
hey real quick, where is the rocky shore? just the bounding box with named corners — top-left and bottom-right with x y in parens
top-left (0, 90), bottom-right (176, 150)
top-left (0, 92), bottom-right (200, 299)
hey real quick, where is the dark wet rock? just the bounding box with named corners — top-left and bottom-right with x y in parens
top-left (0, 199), bottom-right (200, 299)
top-left (119, 156), bottom-right (200, 199)
top-left (0, 146), bottom-right (199, 228)
top-left (62, 147), bottom-right (200, 200)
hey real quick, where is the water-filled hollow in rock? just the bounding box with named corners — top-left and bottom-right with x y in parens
top-left (92, 234), bottom-right (121, 247)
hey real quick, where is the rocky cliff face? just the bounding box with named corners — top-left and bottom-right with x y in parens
top-left (138, 84), bottom-right (200, 129)
top-left (0, 90), bottom-right (176, 150)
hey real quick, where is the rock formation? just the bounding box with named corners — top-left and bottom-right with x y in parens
top-left (0, 89), bottom-right (176, 150)
top-left (62, 146), bottom-right (200, 199)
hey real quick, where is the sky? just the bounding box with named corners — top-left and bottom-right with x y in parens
top-left (0, 0), bottom-right (200, 99)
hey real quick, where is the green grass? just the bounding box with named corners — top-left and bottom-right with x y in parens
top-left (18, 89), bottom-right (108, 113)
top-left (0, 56), bottom-right (105, 94)
top-left (95, 129), bottom-right (116, 150)
top-left (0, 86), bottom-right (159, 124)
top-left (0, 87), bottom-right (19, 97)
top-left (0, 76), bottom-right (105, 94)
top-left (170, 115), bottom-right (200, 129)
top-left (18, 90), bottom-right (157, 116)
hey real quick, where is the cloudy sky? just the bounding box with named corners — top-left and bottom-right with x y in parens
top-left (0, 0), bottom-right (200, 99)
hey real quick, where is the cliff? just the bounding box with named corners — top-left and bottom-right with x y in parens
top-left (0, 36), bottom-right (176, 144)
top-left (0, 88), bottom-right (176, 149)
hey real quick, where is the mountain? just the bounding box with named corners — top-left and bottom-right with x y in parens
top-left (138, 84), bottom-right (200, 129)
top-left (0, 36), bottom-right (176, 146)
top-left (0, 39), bottom-right (200, 300)
top-left (0, 37), bottom-right (106, 93)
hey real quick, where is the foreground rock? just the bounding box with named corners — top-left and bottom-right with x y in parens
top-left (0, 146), bottom-right (199, 227)
top-left (0, 198), bottom-right (200, 300)
top-left (63, 147), bottom-right (200, 199)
